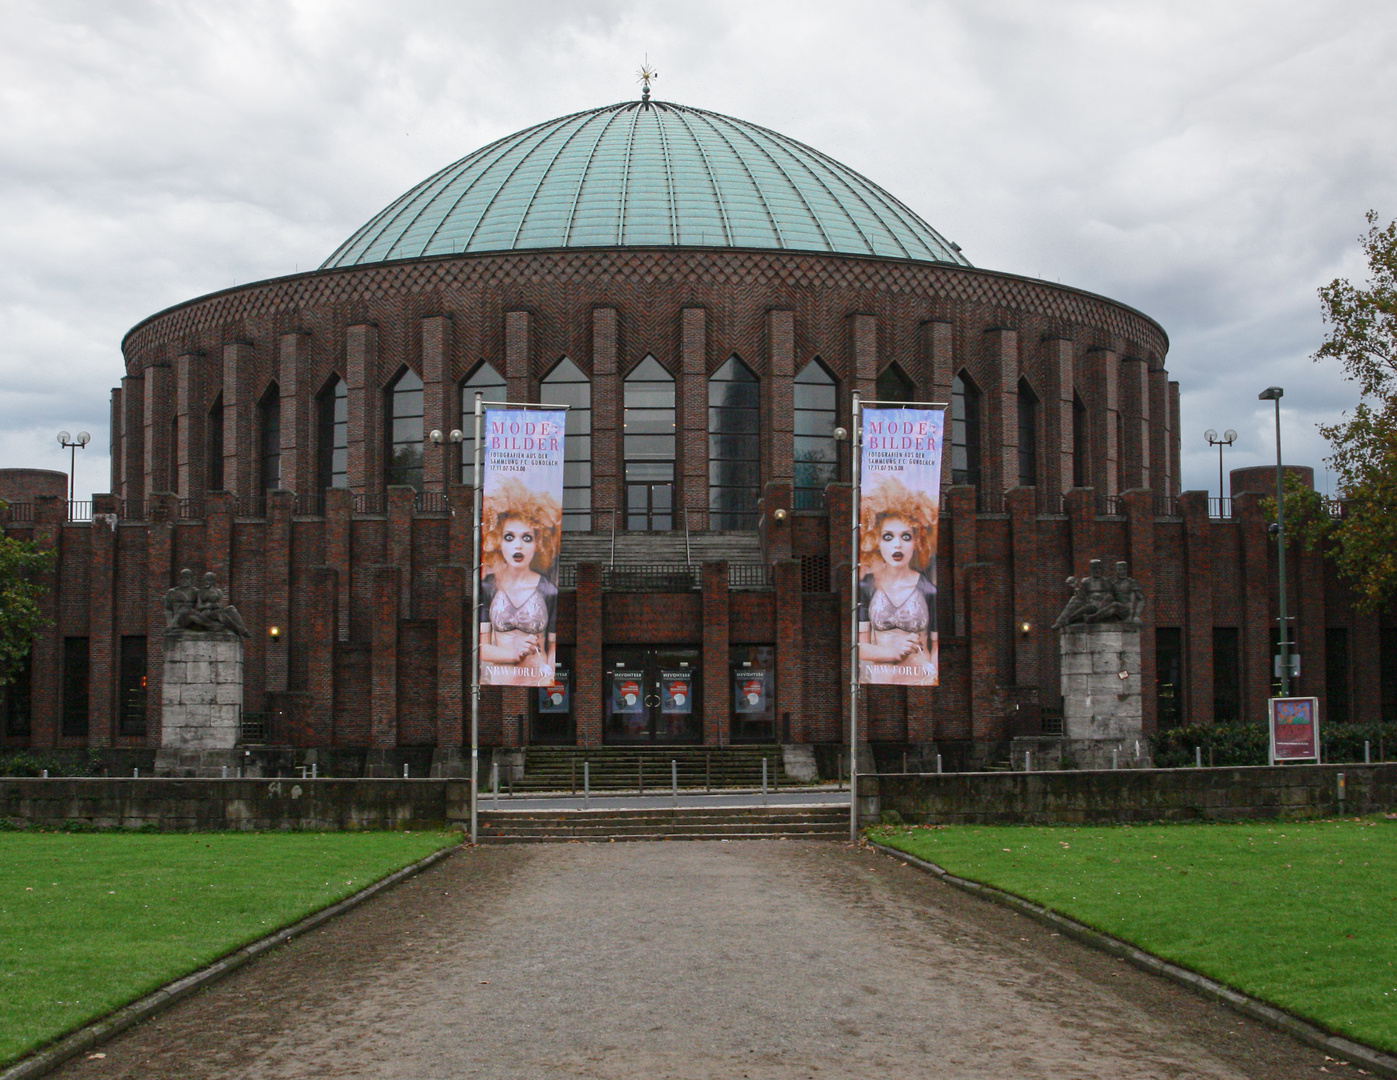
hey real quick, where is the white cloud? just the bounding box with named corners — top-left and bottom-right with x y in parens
top-left (1, 0), bottom-right (1394, 498)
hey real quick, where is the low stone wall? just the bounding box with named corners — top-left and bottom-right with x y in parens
top-left (0, 778), bottom-right (473, 831)
top-left (868, 763), bottom-right (1397, 825)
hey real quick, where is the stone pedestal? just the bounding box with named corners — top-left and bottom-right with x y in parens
top-left (154, 631), bottom-right (244, 776)
top-left (1059, 623), bottom-right (1149, 769)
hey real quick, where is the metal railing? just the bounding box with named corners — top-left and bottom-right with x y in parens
top-left (353, 493), bottom-right (386, 515)
top-left (602, 564), bottom-right (700, 591)
top-left (1154, 496), bottom-right (1180, 518)
top-left (414, 491), bottom-right (451, 514)
top-left (683, 506), bottom-right (692, 566)
top-left (1, 502), bottom-right (34, 524)
top-left (728, 563), bottom-right (773, 590)
top-left (1208, 496), bottom-right (1233, 519)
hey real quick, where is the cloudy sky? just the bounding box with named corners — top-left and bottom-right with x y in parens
top-left (2, 0), bottom-right (1394, 500)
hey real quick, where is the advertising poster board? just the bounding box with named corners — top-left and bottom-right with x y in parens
top-left (1269, 696), bottom-right (1320, 763)
top-left (734, 670), bottom-right (768, 713)
top-left (610, 671), bottom-right (645, 714)
top-left (477, 409), bottom-right (565, 687)
top-left (857, 407), bottom-right (944, 686)
top-left (537, 668), bottom-right (570, 714)
top-left (661, 670), bottom-right (693, 714)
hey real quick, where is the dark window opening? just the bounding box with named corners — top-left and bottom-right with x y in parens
top-left (1017, 378), bottom-right (1038, 488)
top-left (119, 636), bottom-right (148, 737)
top-left (62, 637), bottom-right (90, 739)
top-left (1072, 394), bottom-right (1087, 488)
top-left (539, 359), bottom-right (590, 531)
top-left (207, 395), bottom-right (224, 491)
top-left (875, 364), bottom-right (914, 405)
top-left (1155, 627), bottom-right (1183, 729)
top-left (2, 652), bottom-right (32, 738)
top-left (317, 377), bottom-right (348, 491)
top-left (1325, 627), bottom-right (1350, 724)
top-left (624, 356), bottom-right (675, 531)
top-left (386, 368), bottom-right (424, 490)
top-left (1212, 627), bottom-right (1240, 723)
top-left (951, 372), bottom-right (981, 487)
top-left (793, 360), bottom-right (838, 510)
top-left (259, 384), bottom-right (281, 491)
top-left (708, 355), bottom-right (761, 530)
top-left (460, 361), bottom-right (508, 485)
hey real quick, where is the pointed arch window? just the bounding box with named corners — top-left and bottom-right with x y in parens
top-left (950, 372), bottom-right (981, 487)
top-left (259, 384), bottom-right (281, 491)
top-left (1072, 394), bottom-right (1087, 488)
top-left (624, 355), bottom-right (675, 531)
top-left (1017, 378), bottom-right (1038, 488)
top-left (459, 362), bottom-right (507, 485)
top-left (875, 363), bottom-right (915, 405)
top-left (540, 358), bottom-right (591, 531)
top-left (207, 395), bottom-right (224, 491)
top-left (385, 368), bottom-right (424, 490)
top-left (793, 360), bottom-right (838, 510)
top-left (708, 355), bottom-right (760, 530)
top-left (317, 377), bottom-right (348, 491)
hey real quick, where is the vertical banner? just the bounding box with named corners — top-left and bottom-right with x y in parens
top-left (1269, 696), bottom-right (1320, 763)
top-left (858, 407), bottom-right (943, 685)
top-left (478, 409), bottom-right (565, 686)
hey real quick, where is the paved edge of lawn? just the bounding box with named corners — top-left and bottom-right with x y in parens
top-left (867, 838), bottom-right (1397, 1080)
top-left (0, 836), bottom-right (464, 1080)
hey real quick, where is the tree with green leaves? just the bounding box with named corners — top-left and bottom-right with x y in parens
top-left (0, 529), bottom-right (53, 688)
top-left (1310, 211), bottom-right (1397, 611)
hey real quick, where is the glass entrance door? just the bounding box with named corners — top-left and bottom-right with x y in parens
top-left (626, 480), bottom-right (673, 531)
top-left (604, 646), bottom-right (701, 743)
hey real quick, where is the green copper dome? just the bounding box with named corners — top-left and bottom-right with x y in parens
top-left (323, 99), bottom-right (971, 268)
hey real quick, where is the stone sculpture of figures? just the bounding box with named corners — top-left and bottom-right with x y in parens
top-left (1052, 558), bottom-right (1141, 628)
top-left (162, 569), bottom-right (250, 636)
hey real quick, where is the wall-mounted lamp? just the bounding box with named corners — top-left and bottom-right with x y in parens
top-left (1117, 669), bottom-right (1130, 681)
top-left (448, 429), bottom-right (464, 443)
top-left (268, 625), bottom-right (282, 642)
top-left (428, 429), bottom-right (444, 445)
top-left (772, 508), bottom-right (788, 522)
top-left (832, 426), bottom-right (849, 441)
top-left (1018, 620), bottom-right (1031, 637)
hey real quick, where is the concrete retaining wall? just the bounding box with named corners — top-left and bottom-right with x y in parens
top-left (0, 778), bottom-right (472, 831)
top-left (869, 763), bottom-right (1397, 825)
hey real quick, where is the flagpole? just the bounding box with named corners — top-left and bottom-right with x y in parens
top-left (849, 391), bottom-right (862, 843)
top-left (469, 391), bottom-right (483, 845)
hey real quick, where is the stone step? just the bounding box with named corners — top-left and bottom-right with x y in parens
top-left (477, 806), bottom-right (847, 843)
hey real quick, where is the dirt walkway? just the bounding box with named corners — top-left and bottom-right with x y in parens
top-left (48, 841), bottom-right (1364, 1079)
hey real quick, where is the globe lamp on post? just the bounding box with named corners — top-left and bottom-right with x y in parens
top-left (1203, 428), bottom-right (1237, 510)
top-left (56, 430), bottom-right (90, 504)
top-left (1257, 388), bottom-right (1289, 696)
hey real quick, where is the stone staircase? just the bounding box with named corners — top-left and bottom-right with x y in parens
top-left (558, 530), bottom-right (764, 568)
top-left (476, 805), bottom-right (848, 843)
top-left (506, 745), bottom-right (791, 793)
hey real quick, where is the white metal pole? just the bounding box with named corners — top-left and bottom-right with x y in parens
top-left (849, 391), bottom-right (862, 843)
top-left (470, 392), bottom-right (483, 844)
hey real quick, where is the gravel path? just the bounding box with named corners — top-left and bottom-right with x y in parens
top-left (47, 841), bottom-right (1365, 1079)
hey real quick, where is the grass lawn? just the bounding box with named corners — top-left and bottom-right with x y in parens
top-left (0, 830), bottom-right (458, 1065)
top-left (870, 818), bottom-right (1397, 1055)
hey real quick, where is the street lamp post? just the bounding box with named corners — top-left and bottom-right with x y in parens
top-left (56, 431), bottom-right (90, 504)
top-left (1257, 388), bottom-right (1289, 696)
top-left (1203, 428), bottom-right (1237, 509)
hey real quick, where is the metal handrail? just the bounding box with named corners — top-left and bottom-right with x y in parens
top-left (684, 506), bottom-right (691, 566)
top-left (609, 507), bottom-right (618, 567)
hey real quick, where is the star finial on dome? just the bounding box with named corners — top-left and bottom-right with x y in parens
top-left (637, 58), bottom-right (657, 104)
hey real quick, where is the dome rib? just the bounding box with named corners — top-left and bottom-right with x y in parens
top-left (322, 100), bottom-right (972, 269)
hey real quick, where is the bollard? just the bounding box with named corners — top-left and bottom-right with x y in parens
top-left (311, 763), bottom-right (317, 779)
top-left (671, 759), bottom-right (677, 797)
top-left (492, 760), bottom-right (499, 809)
top-left (571, 759), bottom-right (576, 795)
top-left (705, 753), bottom-right (711, 793)
top-left (902, 751), bottom-right (908, 774)
top-left (936, 753), bottom-right (942, 774)
top-left (1365, 740), bottom-right (1371, 764)
top-left (638, 759), bottom-right (644, 795)
top-left (1111, 749), bottom-right (1118, 771)
top-left (403, 763), bottom-right (409, 779)
top-left (1024, 751), bottom-right (1031, 773)
top-left (222, 766), bottom-right (228, 779)
top-left (1195, 746), bottom-right (1202, 768)
top-left (838, 754), bottom-right (843, 789)
top-left (41, 769), bottom-right (48, 778)
top-left (1337, 771), bottom-right (1347, 811)
top-left (584, 761), bottom-right (590, 806)
top-left (762, 757), bottom-right (768, 803)
top-left (133, 767), bottom-right (139, 778)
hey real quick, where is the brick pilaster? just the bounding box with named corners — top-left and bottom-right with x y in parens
top-left (345, 324), bottom-right (378, 496)
top-left (773, 558), bottom-right (804, 740)
top-left (766, 309), bottom-right (795, 486)
top-left (1045, 337), bottom-right (1075, 497)
top-left (575, 562), bottom-right (603, 746)
top-left (702, 561), bottom-right (730, 746)
top-left (590, 308), bottom-right (619, 528)
top-left (324, 487), bottom-right (353, 641)
top-left (369, 566), bottom-right (400, 748)
top-left (504, 310), bottom-right (531, 404)
top-left (926, 320), bottom-right (954, 492)
top-left (222, 342), bottom-right (254, 499)
top-left (421, 315), bottom-right (453, 492)
top-left (387, 486), bottom-right (415, 619)
top-left (278, 332), bottom-right (307, 495)
top-left (436, 564), bottom-right (465, 752)
top-left (1086, 349), bottom-right (1120, 498)
top-left (305, 566), bottom-right (337, 746)
top-left (985, 327), bottom-right (1018, 496)
top-left (264, 489), bottom-right (294, 694)
top-left (679, 307), bottom-right (708, 530)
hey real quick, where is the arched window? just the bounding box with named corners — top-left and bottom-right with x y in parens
top-left (317, 377), bottom-right (348, 491)
top-left (459, 362), bottom-right (506, 484)
top-left (207, 395), bottom-right (224, 491)
top-left (540, 358), bottom-right (591, 531)
top-left (259, 384), bottom-right (281, 492)
top-left (876, 363), bottom-right (914, 405)
top-left (1072, 394), bottom-right (1087, 488)
top-left (708, 355), bottom-right (760, 530)
top-left (1016, 378), bottom-right (1038, 488)
top-left (950, 372), bottom-right (981, 487)
top-left (624, 355), bottom-right (675, 531)
top-left (385, 368), bottom-right (424, 490)
top-left (793, 360), bottom-right (838, 510)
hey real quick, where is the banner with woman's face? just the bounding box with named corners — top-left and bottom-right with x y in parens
top-left (477, 408), bottom-right (565, 687)
top-left (858, 407), bottom-right (944, 686)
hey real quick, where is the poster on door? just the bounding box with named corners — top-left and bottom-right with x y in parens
top-left (661, 671), bottom-right (693, 714)
top-left (1269, 696), bottom-right (1320, 763)
top-left (610, 671), bottom-right (645, 714)
top-left (858, 406), bottom-right (943, 687)
top-left (537, 668), bottom-right (570, 714)
top-left (477, 408), bottom-right (565, 688)
top-left (734, 670), bottom-right (768, 714)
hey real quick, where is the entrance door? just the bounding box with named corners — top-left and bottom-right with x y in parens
top-left (626, 480), bottom-right (673, 531)
top-left (604, 646), bottom-right (701, 743)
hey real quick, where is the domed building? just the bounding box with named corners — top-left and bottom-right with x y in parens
top-left (4, 94), bottom-right (1372, 776)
